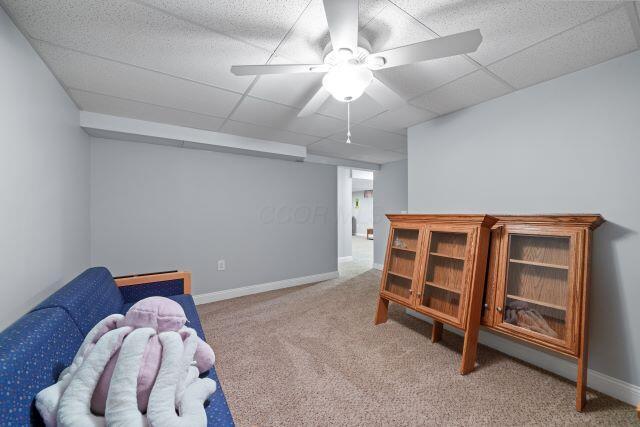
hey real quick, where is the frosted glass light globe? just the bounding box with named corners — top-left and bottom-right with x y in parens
top-left (322, 62), bottom-right (373, 102)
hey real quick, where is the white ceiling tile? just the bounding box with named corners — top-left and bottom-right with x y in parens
top-left (318, 94), bottom-right (387, 123)
top-left (410, 70), bottom-right (511, 115)
top-left (137, 0), bottom-right (309, 52)
top-left (358, 0), bottom-right (389, 28)
top-left (230, 96), bottom-right (345, 137)
top-left (328, 124), bottom-right (407, 152)
top-left (308, 139), bottom-right (406, 164)
top-left (70, 89), bottom-right (225, 132)
top-left (248, 57), bottom-right (325, 108)
top-left (273, 0), bottom-right (330, 64)
top-left (360, 1), bottom-right (435, 53)
top-left (392, 0), bottom-right (620, 65)
top-left (374, 55), bottom-right (477, 99)
top-left (488, 7), bottom-right (639, 89)
top-left (362, 105), bottom-right (438, 133)
top-left (2, 0), bottom-right (268, 92)
top-left (220, 120), bottom-right (319, 146)
top-left (34, 41), bottom-right (241, 118)
top-left (273, 0), bottom-right (394, 64)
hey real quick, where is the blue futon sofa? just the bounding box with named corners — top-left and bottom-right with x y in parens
top-left (0, 267), bottom-right (234, 426)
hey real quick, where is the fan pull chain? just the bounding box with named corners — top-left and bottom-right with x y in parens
top-left (346, 101), bottom-right (351, 144)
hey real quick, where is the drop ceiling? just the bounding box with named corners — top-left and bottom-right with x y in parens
top-left (2, 0), bottom-right (639, 164)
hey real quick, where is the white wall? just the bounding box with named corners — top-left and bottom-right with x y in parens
top-left (0, 8), bottom-right (90, 329)
top-left (408, 51), bottom-right (640, 391)
top-left (373, 160), bottom-right (408, 266)
top-left (352, 191), bottom-right (373, 236)
top-left (91, 138), bottom-right (337, 296)
top-left (337, 166), bottom-right (352, 260)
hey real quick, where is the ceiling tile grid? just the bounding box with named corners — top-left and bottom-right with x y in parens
top-left (134, 0), bottom-right (310, 52)
top-left (307, 138), bottom-right (406, 164)
top-left (32, 41), bottom-right (241, 118)
top-left (229, 96), bottom-right (345, 138)
top-left (318, 94), bottom-right (387, 124)
top-left (2, 0), bottom-right (268, 92)
top-left (409, 70), bottom-right (512, 115)
top-left (392, 0), bottom-right (620, 66)
top-left (2, 0), bottom-right (639, 164)
top-left (361, 105), bottom-right (437, 134)
top-left (248, 57), bottom-right (325, 109)
top-left (328, 124), bottom-right (407, 152)
top-left (488, 6), bottom-right (640, 90)
top-left (220, 120), bottom-right (321, 146)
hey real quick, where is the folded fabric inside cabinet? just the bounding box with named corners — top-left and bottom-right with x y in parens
top-left (504, 300), bottom-right (558, 338)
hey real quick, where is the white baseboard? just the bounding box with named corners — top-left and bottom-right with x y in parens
top-left (355, 233), bottom-right (366, 237)
top-left (338, 256), bottom-right (353, 263)
top-left (193, 271), bottom-right (339, 305)
top-left (406, 309), bottom-right (640, 407)
top-left (372, 263), bottom-right (384, 271)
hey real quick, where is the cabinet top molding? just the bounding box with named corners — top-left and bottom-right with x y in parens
top-left (386, 214), bottom-right (498, 228)
top-left (386, 214), bottom-right (604, 230)
top-left (492, 214), bottom-right (604, 230)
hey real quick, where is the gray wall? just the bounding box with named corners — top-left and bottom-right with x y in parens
top-left (352, 191), bottom-right (373, 236)
top-left (408, 50), bottom-right (640, 388)
top-left (373, 160), bottom-right (408, 266)
top-left (91, 138), bottom-right (337, 296)
top-left (0, 8), bottom-right (90, 329)
top-left (337, 166), bottom-right (352, 260)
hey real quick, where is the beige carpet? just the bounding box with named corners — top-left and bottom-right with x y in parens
top-left (197, 269), bottom-right (636, 426)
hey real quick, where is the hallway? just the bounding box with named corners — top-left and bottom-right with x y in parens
top-left (339, 236), bottom-right (373, 279)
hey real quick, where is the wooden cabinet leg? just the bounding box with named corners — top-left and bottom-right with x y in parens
top-left (576, 353), bottom-right (588, 411)
top-left (459, 323), bottom-right (480, 375)
top-left (374, 297), bottom-right (389, 325)
top-left (431, 321), bottom-right (443, 343)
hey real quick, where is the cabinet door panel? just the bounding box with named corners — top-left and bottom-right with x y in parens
top-left (416, 226), bottom-right (474, 326)
top-left (494, 226), bottom-right (581, 353)
top-left (381, 224), bottom-right (422, 304)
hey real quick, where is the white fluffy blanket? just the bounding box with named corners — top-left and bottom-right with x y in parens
top-left (36, 314), bottom-right (216, 427)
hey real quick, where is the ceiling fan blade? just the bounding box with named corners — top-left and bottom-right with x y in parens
top-left (230, 64), bottom-right (328, 76)
top-left (298, 86), bottom-right (331, 117)
top-left (323, 0), bottom-right (358, 53)
top-left (366, 78), bottom-right (405, 110)
top-left (370, 29), bottom-right (482, 69)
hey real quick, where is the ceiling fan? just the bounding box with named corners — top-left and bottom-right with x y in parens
top-left (231, 0), bottom-right (482, 143)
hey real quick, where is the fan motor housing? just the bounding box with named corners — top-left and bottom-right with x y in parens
top-left (322, 36), bottom-right (372, 66)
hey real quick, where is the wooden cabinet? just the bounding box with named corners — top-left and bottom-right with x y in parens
top-left (375, 214), bottom-right (497, 374)
top-left (481, 215), bottom-right (603, 411)
top-left (380, 223), bottom-right (423, 305)
top-left (376, 214), bottom-right (603, 412)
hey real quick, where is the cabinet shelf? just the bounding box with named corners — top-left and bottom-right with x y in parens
top-left (506, 294), bottom-right (566, 311)
top-left (430, 251), bottom-right (465, 261)
top-left (424, 280), bottom-right (461, 295)
top-left (509, 258), bottom-right (569, 270)
top-left (387, 270), bottom-right (413, 281)
top-left (392, 246), bottom-right (416, 253)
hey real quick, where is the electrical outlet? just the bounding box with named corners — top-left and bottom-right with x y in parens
top-left (217, 260), bottom-right (226, 271)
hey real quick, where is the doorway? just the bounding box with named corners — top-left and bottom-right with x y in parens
top-left (338, 167), bottom-right (374, 277)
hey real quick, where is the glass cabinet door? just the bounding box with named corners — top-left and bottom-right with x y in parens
top-left (496, 229), bottom-right (579, 351)
top-left (381, 226), bottom-right (421, 303)
top-left (416, 229), bottom-right (471, 326)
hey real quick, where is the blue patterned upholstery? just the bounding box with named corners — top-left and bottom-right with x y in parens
top-left (122, 294), bottom-right (234, 425)
top-left (33, 267), bottom-right (124, 335)
top-left (0, 307), bottom-right (83, 426)
top-left (1, 267), bottom-right (234, 426)
top-left (119, 279), bottom-right (184, 304)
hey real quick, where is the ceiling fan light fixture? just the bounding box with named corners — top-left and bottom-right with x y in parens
top-left (322, 62), bottom-right (373, 102)
top-left (365, 55), bottom-right (386, 68)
